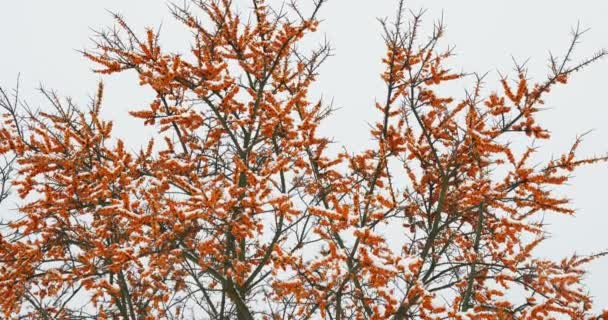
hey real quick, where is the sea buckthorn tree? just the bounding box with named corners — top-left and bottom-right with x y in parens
top-left (1, 0), bottom-right (607, 319)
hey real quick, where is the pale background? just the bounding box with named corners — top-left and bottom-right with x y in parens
top-left (1, 0), bottom-right (606, 311)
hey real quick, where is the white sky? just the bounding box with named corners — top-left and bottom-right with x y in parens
top-left (1, 0), bottom-right (607, 311)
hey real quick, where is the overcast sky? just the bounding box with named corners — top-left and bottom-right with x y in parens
top-left (1, 0), bottom-right (607, 310)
